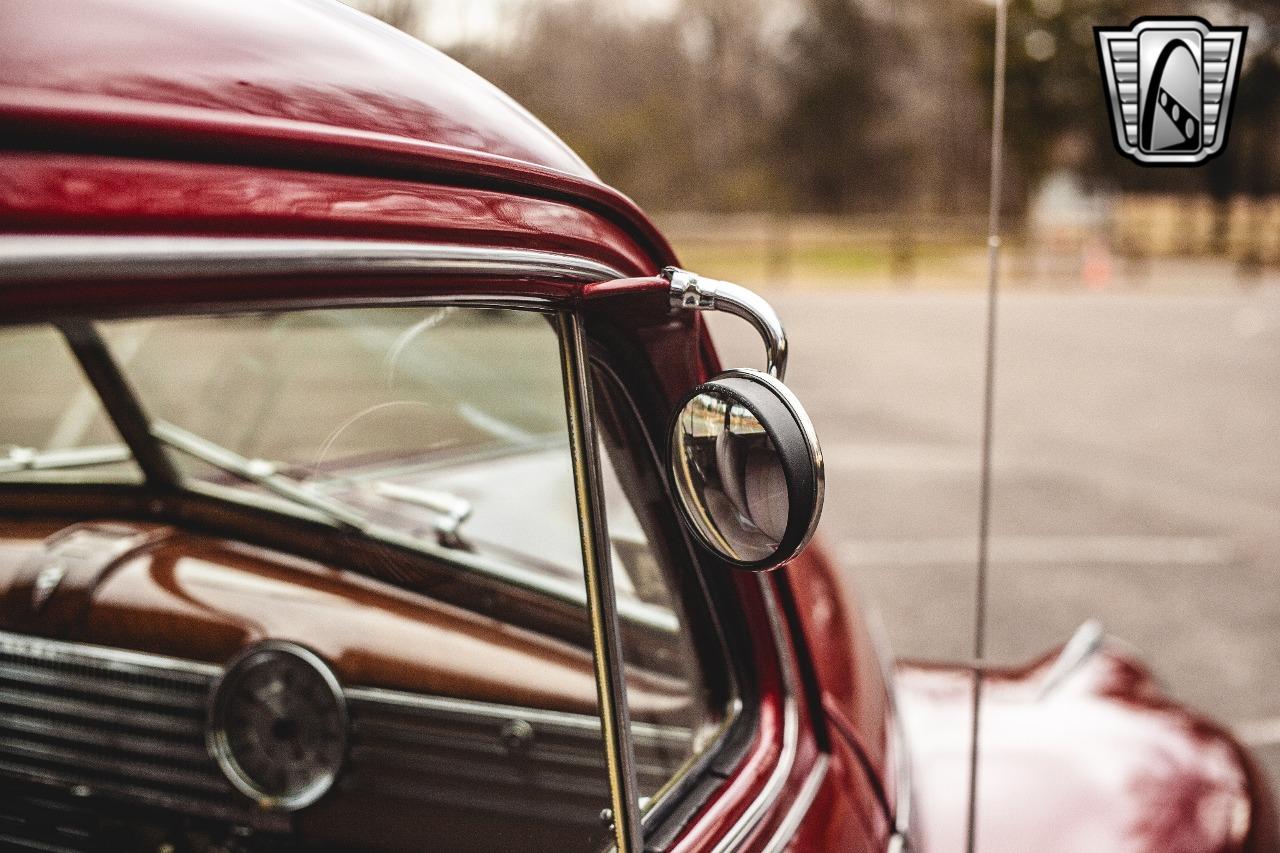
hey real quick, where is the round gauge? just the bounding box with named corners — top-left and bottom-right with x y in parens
top-left (207, 641), bottom-right (347, 810)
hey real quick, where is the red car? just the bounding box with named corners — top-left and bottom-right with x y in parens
top-left (0, 2), bottom-right (1273, 851)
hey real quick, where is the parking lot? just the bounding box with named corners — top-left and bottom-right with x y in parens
top-left (708, 285), bottom-right (1280, 799)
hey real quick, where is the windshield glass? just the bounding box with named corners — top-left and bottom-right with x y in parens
top-left (102, 307), bottom-right (568, 471)
top-left (0, 308), bottom-right (677, 630)
top-left (100, 307), bottom-right (591, 562)
top-left (0, 324), bottom-right (140, 483)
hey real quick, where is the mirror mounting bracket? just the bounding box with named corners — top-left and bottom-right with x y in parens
top-left (662, 267), bottom-right (789, 381)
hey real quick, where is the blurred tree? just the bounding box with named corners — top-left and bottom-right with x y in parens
top-left (342, 0), bottom-right (1280, 222)
top-left (890, 0), bottom-right (990, 214)
top-left (1207, 1), bottom-right (1280, 252)
top-left (350, 0), bottom-right (990, 214)
top-left (772, 0), bottom-right (907, 213)
top-left (675, 0), bottom-right (792, 210)
top-left (448, 2), bottom-right (708, 209)
top-left (448, 0), bottom-right (801, 211)
top-left (973, 0), bottom-right (1139, 210)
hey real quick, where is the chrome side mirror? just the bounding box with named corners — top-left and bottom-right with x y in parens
top-left (663, 267), bottom-right (824, 570)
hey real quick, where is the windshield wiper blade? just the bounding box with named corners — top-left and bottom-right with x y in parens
top-left (150, 420), bottom-right (368, 531)
top-left (0, 444), bottom-right (132, 475)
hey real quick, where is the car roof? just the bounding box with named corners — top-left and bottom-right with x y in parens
top-left (2, 0), bottom-right (591, 176)
top-left (0, 0), bottom-right (674, 266)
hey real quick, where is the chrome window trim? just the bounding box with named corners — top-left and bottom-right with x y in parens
top-left (587, 354), bottom-right (745, 832)
top-left (0, 236), bottom-right (671, 629)
top-left (0, 235), bottom-right (677, 636)
top-left (710, 575), bottom-right (801, 853)
top-left (761, 753), bottom-right (830, 853)
top-left (0, 236), bottom-right (625, 284)
top-left (558, 309), bottom-right (643, 852)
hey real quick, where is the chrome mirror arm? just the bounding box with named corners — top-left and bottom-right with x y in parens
top-left (663, 267), bottom-right (789, 381)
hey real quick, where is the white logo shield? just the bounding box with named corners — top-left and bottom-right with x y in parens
top-left (1095, 18), bottom-right (1246, 165)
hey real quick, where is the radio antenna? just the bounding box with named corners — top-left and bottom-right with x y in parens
top-left (966, 0), bottom-right (1008, 851)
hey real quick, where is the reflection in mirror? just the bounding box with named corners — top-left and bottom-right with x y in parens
top-left (669, 369), bottom-right (823, 571)
top-left (672, 389), bottom-right (789, 563)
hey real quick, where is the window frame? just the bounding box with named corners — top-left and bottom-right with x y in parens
top-left (0, 235), bottom-right (794, 852)
top-left (580, 308), bottom-right (811, 852)
top-left (586, 348), bottom-right (752, 840)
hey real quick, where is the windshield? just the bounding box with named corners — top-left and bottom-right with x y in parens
top-left (0, 323), bottom-right (140, 483)
top-left (102, 307), bottom-right (568, 474)
top-left (0, 308), bottom-right (674, 630)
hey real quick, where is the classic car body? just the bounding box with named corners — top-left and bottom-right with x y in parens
top-left (0, 1), bottom-right (1274, 851)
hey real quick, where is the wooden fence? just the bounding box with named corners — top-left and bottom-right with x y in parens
top-left (655, 196), bottom-right (1280, 289)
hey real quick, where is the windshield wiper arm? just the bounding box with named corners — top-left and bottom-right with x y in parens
top-left (150, 420), bottom-right (368, 531)
top-left (372, 481), bottom-right (472, 549)
top-left (0, 444), bottom-right (133, 475)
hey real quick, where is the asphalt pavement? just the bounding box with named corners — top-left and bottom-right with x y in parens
top-left (706, 284), bottom-right (1280, 802)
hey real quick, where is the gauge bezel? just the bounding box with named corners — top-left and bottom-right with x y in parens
top-left (206, 640), bottom-right (348, 811)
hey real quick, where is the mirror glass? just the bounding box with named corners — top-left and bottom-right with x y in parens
top-left (670, 387), bottom-right (789, 563)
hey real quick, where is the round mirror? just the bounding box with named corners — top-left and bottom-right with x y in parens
top-left (669, 368), bottom-right (824, 570)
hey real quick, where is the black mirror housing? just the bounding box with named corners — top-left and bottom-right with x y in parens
top-left (668, 368), bottom-right (824, 571)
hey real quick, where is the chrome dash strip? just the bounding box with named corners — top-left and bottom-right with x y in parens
top-left (0, 628), bottom-right (221, 680)
top-left (0, 236), bottom-right (625, 284)
top-left (0, 630), bottom-right (696, 747)
top-left (345, 685), bottom-right (692, 746)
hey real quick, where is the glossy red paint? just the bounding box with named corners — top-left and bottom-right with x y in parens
top-left (665, 573), bottom-right (799, 852)
top-left (897, 648), bottom-right (1279, 853)
top-left (2, 0), bottom-right (590, 176)
top-left (0, 154), bottom-right (656, 275)
top-left (1, 2), bottom-right (1274, 851)
top-left (789, 738), bottom-right (894, 853)
top-left (787, 540), bottom-right (894, 793)
top-left (0, 0), bottom-right (675, 265)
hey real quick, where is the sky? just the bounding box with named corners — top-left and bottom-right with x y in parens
top-left (385, 0), bottom-right (682, 48)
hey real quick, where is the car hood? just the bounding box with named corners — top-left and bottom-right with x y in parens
top-left (896, 646), bottom-right (1276, 853)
